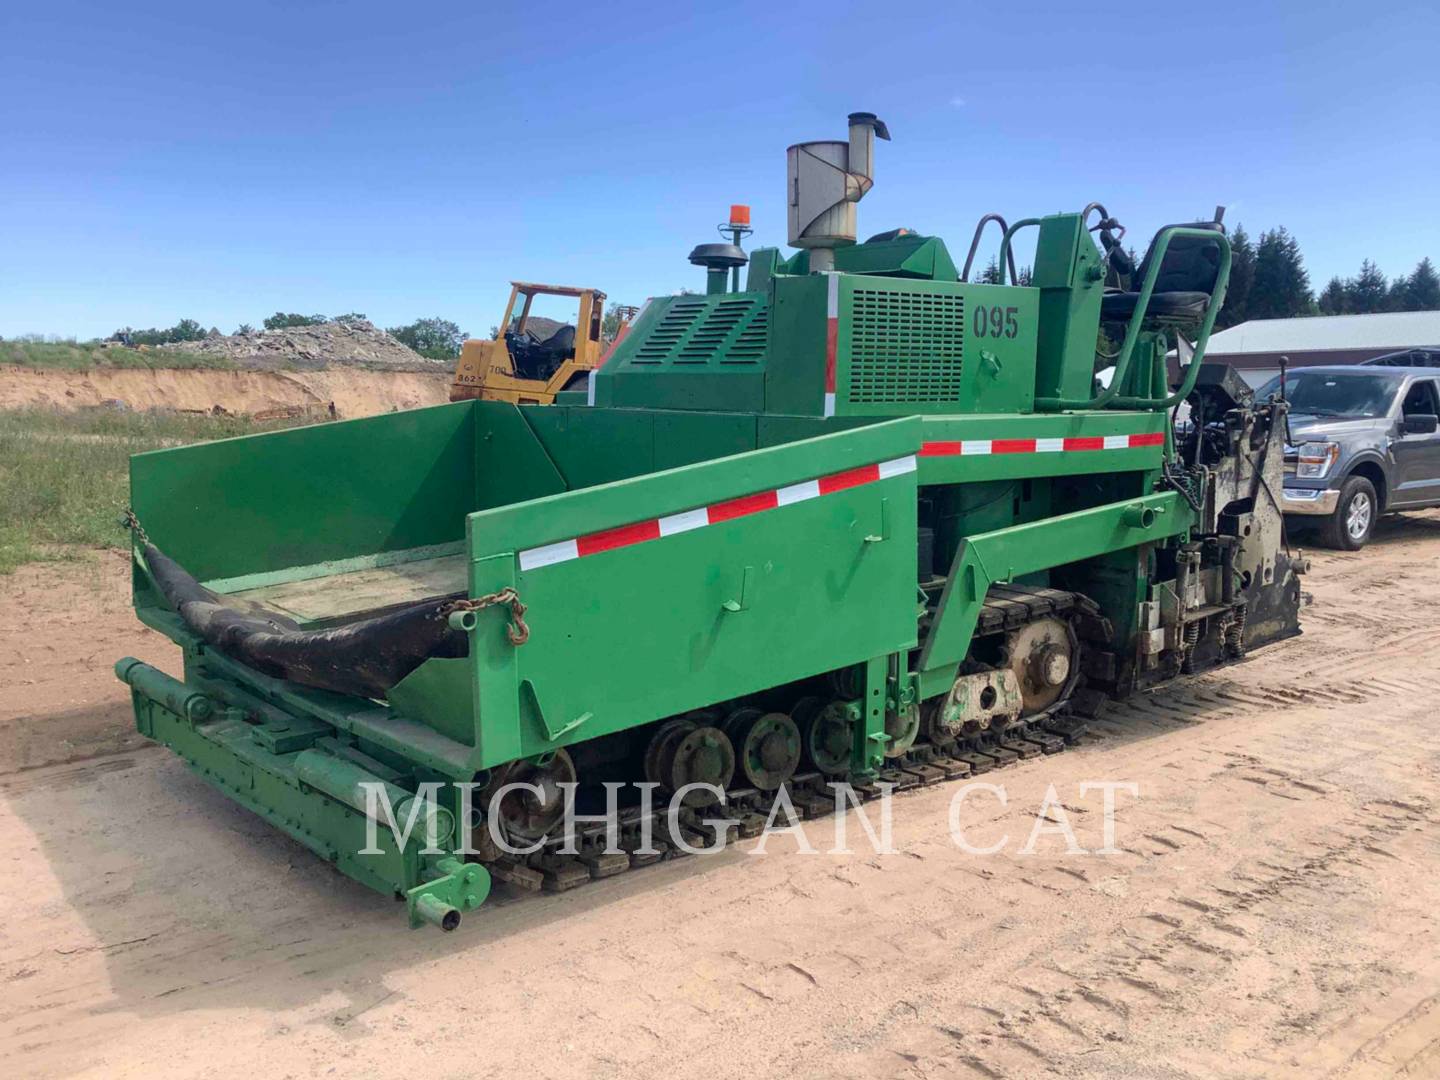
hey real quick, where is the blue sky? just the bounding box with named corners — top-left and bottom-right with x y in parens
top-left (4, 1), bottom-right (1438, 339)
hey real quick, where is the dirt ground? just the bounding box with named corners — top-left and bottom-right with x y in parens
top-left (0, 365), bottom-right (451, 419)
top-left (2, 517), bottom-right (1440, 1080)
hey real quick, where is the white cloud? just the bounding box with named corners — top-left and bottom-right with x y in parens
top-left (949, 96), bottom-right (966, 108)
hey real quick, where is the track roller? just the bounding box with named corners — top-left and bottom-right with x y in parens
top-left (643, 717), bottom-right (697, 787)
top-left (796, 697), bottom-right (854, 777)
top-left (492, 748), bottom-right (576, 841)
top-left (724, 707), bottom-right (802, 790)
top-left (659, 724), bottom-right (735, 805)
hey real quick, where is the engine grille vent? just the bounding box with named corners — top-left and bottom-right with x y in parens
top-left (846, 289), bottom-right (965, 403)
top-left (629, 295), bottom-right (767, 366)
top-left (725, 306), bottom-right (768, 362)
top-left (679, 299), bottom-right (757, 364)
top-left (632, 298), bottom-right (709, 364)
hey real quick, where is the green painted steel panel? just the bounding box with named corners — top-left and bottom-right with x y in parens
top-left (652, 411), bottom-right (759, 470)
top-left (507, 489), bottom-right (914, 761)
top-left (834, 278), bottom-right (1038, 416)
top-left (130, 402), bottom-right (477, 582)
top-left (463, 418), bottom-right (922, 767)
top-left (1032, 213), bottom-right (1106, 403)
top-left (611, 371), bottom-right (765, 411)
top-left (518, 407), bottom-right (766, 487)
top-left (764, 274), bottom-right (829, 415)
top-left (832, 235), bottom-right (959, 280)
top-left (745, 248), bottom-right (784, 292)
top-left (779, 235), bottom-right (959, 281)
top-left (386, 657), bottom-right (475, 746)
top-left (1031, 214), bottom-right (1082, 288)
top-left (521, 406), bottom-right (658, 489)
top-left (473, 402), bottom-right (567, 509)
top-left (756, 414), bottom-right (872, 447)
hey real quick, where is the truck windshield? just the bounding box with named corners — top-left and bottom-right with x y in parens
top-left (1255, 372), bottom-right (1396, 419)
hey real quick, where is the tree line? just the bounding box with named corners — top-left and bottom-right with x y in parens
top-left (107, 313), bottom-right (469, 360)
top-left (1216, 226), bottom-right (1437, 328)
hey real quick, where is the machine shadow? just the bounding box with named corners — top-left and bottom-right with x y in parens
top-left (1, 726), bottom-right (762, 1023)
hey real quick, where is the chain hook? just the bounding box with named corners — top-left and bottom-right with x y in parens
top-left (443, 588), bottom-right (529, 646)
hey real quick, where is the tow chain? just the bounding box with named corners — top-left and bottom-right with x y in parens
top-left (121, 507), bottom-right (151, 548)
top-left (444, 589), bottom-right (530, 646)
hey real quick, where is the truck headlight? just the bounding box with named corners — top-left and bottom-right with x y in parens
top-left (1295, 441), bottom-right (1340, 479)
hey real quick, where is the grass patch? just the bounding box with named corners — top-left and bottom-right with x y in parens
top-left (2, 337), bottom-right (234, 371)
top-left (0, 407), bottom-right (318, 574)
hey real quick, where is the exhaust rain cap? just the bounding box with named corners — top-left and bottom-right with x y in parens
top-left (787, 111), bottom-right (891, 272)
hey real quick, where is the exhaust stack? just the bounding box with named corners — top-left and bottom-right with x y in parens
top-left (786, 111), bottom-right (891, 272)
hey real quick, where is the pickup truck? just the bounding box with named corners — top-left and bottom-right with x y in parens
top-left (1263, 365), bottom-right (1440, 549)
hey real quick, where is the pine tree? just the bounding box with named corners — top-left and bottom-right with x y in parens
top-left (1249, 228), bottom-right (1313, 318)
top-left (1317, 277), bottom-right (1348, 315)
top-left (1344, 259), bottom-right (1388, 313)
top-left (1218, 224), bottom-right (1255, 327)
top-left (1404, 257), bottom-right (1440, 310)
top-left (979, 255), bottom-right (1001, 285)
top-left (1386, 274), bottom-right (1412, 312)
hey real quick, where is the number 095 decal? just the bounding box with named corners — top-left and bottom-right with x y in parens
top-left (973, 305), bottom-right (1020, 339)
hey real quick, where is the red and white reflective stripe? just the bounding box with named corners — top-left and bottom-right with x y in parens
top-left (518, 454), bottom-right (917, 571)
top-left (823, 274), bottom-right (839, 418)
top-left (919, 431), bottom-right (1164, 457)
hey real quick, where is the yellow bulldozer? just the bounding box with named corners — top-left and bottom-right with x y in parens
top-left (450, 281), bottom-right (633, 405)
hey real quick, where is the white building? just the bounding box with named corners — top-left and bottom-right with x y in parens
top-left (1203, 310), bottom-right (1440, 386)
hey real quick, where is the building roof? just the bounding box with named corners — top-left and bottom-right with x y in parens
top-left (1205, 310), bottom-right (1440, 356)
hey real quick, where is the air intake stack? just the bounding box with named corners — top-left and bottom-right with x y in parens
top-left (688, 203), bottom-right (752, 296)
top-left (787, 112), bottom-right (891, 272)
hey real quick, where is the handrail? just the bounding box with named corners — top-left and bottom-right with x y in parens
top-left (996, 218), bottom-right (1041, 286)
top-left (1034, 226), bottom-right (1231, 411)
top-left (960, 213), bottom-right (1018, 283)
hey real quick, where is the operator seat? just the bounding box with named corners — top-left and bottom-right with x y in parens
top-left (1100, 221), bottom-right (1224, 323)
top-left (518, 323), bottom-right (576, 381)
top-left (541, 323), bottom-right (576, 357)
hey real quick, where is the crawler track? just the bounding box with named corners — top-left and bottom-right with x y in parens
top-left (487, 712), bottom-right (1093, 894)
top-left (486, 585), bottom-right (1094, 894)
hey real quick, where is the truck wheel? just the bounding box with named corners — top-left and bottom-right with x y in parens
top-left (1319, 475), bottom-right (1377, 550)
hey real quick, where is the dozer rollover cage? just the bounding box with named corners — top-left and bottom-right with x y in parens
top-left (120, 113), bottom-right (1302, 931)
